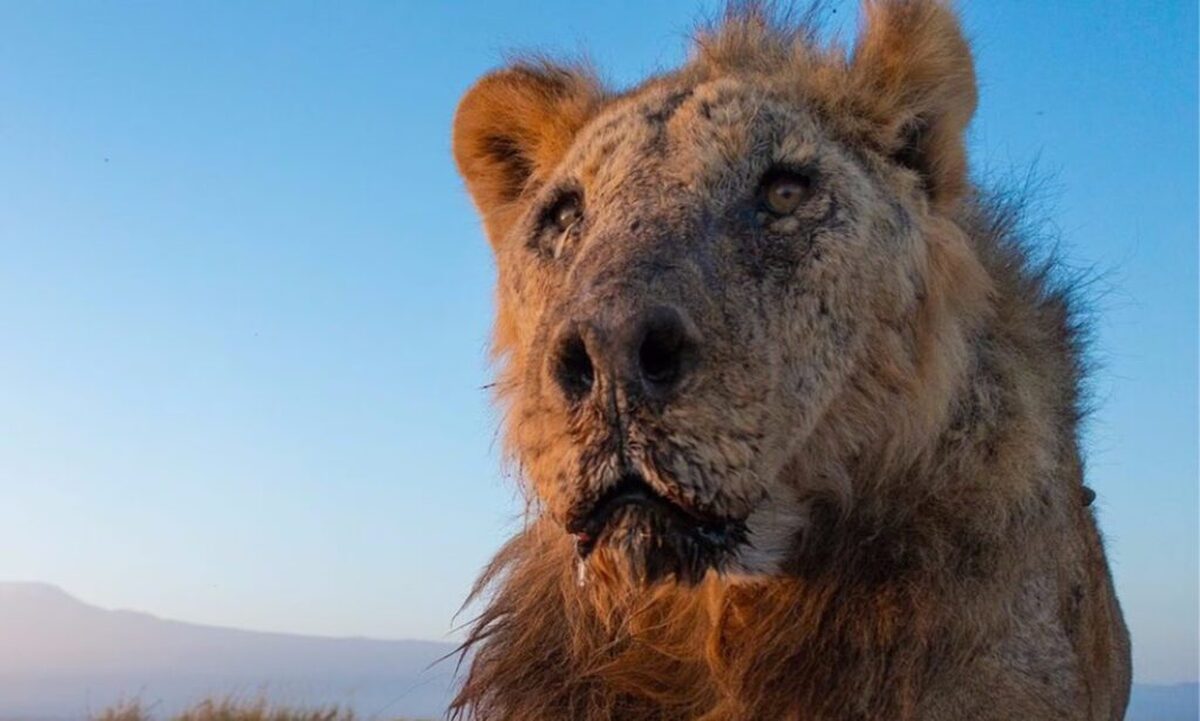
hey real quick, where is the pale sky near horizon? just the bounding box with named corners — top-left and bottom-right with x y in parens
top-left (0, 1), bottom-right (1195, 684)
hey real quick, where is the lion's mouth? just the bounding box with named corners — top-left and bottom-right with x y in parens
top-left (565, 472), bottom-right (749, 584)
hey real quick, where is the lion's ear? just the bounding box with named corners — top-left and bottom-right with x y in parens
top-left (849, 0), bottom-right (977, 209)
top-left (452, 64), bottom-right (604, 245)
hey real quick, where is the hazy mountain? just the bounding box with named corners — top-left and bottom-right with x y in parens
top-left (0, 582), bottom-right (457, 720)
top-left (0, 582), bottom-right (1193, 720)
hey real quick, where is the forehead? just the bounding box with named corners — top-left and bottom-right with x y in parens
top-left (560, 77), bottom-right (824, 195)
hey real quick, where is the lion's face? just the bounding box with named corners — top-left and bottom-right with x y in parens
top-left (454, 5), bottom-right (986, 586)
top-left (494, 80), bottom-right (934, 583)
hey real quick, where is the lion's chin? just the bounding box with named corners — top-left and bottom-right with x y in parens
top-left (567, 473), bottom-right (749, 586)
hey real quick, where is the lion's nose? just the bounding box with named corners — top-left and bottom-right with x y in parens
top-left (551, 305), bottom-right (699, 404)
top-left (634, 305), bottom-right (697, 393)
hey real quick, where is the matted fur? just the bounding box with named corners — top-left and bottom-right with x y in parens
top-left (449, 2), bottom-right (1131, 719)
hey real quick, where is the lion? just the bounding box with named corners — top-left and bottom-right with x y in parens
top-left (447, 2), bottom-right (1132, 719)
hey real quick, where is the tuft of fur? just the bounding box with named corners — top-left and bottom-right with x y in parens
top-left (449, 2), bottom-right (1131, 719)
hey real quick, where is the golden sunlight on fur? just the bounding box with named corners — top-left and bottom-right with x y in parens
top-left (449, 2), bottom-right (1131, 719)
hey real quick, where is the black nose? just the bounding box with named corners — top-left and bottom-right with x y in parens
top-left (635, 305), bottom-right (695, 392)
top-left (550, 305), bottom-right (698, 403)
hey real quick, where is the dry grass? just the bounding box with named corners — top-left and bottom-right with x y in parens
top-left (92, 697), bottom-right (430, 721)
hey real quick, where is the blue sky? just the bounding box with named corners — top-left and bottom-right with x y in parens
top-left (0, 0), bottom-right (1195, 684)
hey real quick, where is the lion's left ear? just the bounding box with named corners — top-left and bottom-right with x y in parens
top-left (849, 0), bottom-right (977, 209)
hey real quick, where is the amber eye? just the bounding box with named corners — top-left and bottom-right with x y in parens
top-left (762, 171), bottom-right (813, 216)
top-left (549, 193), bottom-right (583, 233)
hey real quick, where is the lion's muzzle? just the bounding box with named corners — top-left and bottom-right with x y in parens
top-left (566, 472), bottom-right (749, 585)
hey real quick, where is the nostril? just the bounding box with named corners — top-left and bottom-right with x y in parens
top-left (637, 307), bottom-right (693, 391)
top-left (639, 329), bottom-right (682, 386)
top-left (554, 331), bottom-right (595, 401)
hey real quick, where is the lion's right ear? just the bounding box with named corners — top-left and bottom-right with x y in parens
top-left (452, 64), bottom-right (604, 245)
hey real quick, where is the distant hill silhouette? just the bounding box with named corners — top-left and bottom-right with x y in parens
top-left (0, 582), bottom-right (456, 720)
top-left (0, 582), bottom-right (1193, 720)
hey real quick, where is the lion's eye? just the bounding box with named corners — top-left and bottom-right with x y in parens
top-left (762, 171), bottom-right (813, 216)
top-left (549, 193), bottom-right (583, 233)
top-left (535, 191), bottom-right (585, 259)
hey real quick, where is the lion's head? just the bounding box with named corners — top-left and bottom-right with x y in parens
top-left (453, 1), bottom-right (991, 587)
